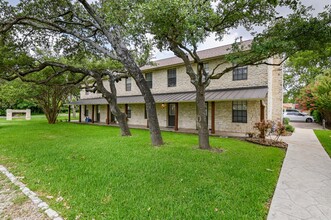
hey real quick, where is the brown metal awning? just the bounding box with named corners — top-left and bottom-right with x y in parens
top-left (70, 86), bottom-right (268, 105)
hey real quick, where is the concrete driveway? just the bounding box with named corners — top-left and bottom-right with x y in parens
top-left (290, 122), bottom-right (324, 130)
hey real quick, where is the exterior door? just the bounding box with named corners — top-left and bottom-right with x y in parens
top-left (110, 112), bottom-right (115, 123)
top-left (168, 103), bottom-right (176, 127)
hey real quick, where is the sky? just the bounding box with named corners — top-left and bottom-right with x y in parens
top-left (7, 0), bottom-right (330, 60)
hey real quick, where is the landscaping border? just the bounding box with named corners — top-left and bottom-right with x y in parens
top-left (0, 165), bottom-right (63, 220)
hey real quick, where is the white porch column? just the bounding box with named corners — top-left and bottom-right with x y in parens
top-left (6, 109), bottom-right (12, 120)
top-left (26, 109), bottom-right (31, 120)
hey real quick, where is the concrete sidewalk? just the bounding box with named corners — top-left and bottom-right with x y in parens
top-left (268, 128), bottom-right (331, 220)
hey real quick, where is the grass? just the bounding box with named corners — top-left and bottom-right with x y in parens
top-left (314, 130), bottom-right (331, 157)
top-left (0, 117), bottom-right (285, 219)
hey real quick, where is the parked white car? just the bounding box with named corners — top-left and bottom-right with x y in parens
top-left (283, 112), bottom-right (314, 122)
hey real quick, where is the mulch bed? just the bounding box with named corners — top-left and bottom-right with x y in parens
top-left (246, 138), bottom-right (288, 149)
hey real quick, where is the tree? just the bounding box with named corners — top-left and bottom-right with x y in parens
top-left (0, 0), bottom-right (163, 145)
top-left (139, 0), bottom-right (331, 149)
top-left (32, 83), bottom-right (77, 124)
top-left (284, 46), bottom-right (331, 102)
top-left (0, 79), bottom-right (39, 115)
top-left (297, 72), bottom-right (331, 126)
top-left (0, 76), bottom-right (76, 124)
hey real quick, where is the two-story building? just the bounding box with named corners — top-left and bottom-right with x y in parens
top-left (71, 40), bottom-right (283, 134)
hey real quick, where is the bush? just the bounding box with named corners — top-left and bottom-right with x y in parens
top-left (253, 120), bottom-right (273, 139)
top-left (283, 117), bottom-right (290, 125)
top-left (275, 122), bottom-right (286, 138)
top-left (312, 110), bottom-right (322, 123)
top-left (285, 124), bottom-right (295, 133)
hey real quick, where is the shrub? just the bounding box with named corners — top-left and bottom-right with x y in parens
top-left (283, 117), bottom-right (290, 125)
top-left (274, 122), bottom-right (286, 141)
top-left (253, 120), bottom-right (273, 140)
top-left (285, 124), bottom-right (295, 133)
top-left (312, 110), bottom-right (322, 123)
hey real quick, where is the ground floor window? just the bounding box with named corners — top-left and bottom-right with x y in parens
top-left (84, 105), bottom-right (88, 117)
top-left (125, 104), bottom-right (131, 118)
top-left (232, 101), bottom-right (247, 123)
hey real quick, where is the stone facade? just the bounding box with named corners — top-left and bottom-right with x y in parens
top-left (80, 100), bottom-right (263, 134)
top-left (267, 57), bottom-right (283, 123)
top-left (80, 60), bottom-right (269, 99)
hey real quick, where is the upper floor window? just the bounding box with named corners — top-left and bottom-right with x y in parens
top-left (233, 66), bottom-right (248, 81)
top-left (145, 73), bottom-right (152, 89)
top-left (203, 63), bottom-right (209, 74)
top-left (232, 101), bottom-right (247, 123)
top-left (125, 77), bottom-right (131, 91)
top-left (167, 69), bottom-right (176, 87)
top-left (202, 63), bottom-right (209, 81)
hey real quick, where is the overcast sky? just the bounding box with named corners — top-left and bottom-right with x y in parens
top-left (7, 0), bottom-right (330, 59)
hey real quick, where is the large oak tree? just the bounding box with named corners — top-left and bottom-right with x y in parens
top-left (0, 0), bottom-right (163, 145)
top-left (139, 0), bottom-right (331, 149)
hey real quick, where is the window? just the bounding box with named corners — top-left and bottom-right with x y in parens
top-left (84, 105), bottom-right (88, 117)
top-left (125, 77), bottom-right (131, 91)
top-left (145, 73), bottom-right (152, 89)
top-left (167, 69), bottom-right (176, 87)
top-left (125, 104), bottom-right (131, 118)
top-left (232, 101), bottom-right (247, 123)
top-left (203, 63), bottom-right (209, 74)
top-left (233, 66), bottom-right (248, 80)
top-left (202, 63), bottom-right (209, 81)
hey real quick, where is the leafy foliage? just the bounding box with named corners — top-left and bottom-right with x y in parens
top-left (253, 120), bottom-right (273, 140)
top-left (274, 122), bottom-right (286, 140)
top-left (284, 46), bottom-right (331, 102)
top-left (297, 72), bottom-right (331, 126)
top-left (285, 124), bottom-right (295, 133)
top-left (0, 79), bottom-right (40, 115)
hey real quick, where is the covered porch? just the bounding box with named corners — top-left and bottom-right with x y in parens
top-left (68, 86), bottom-right (268, 134)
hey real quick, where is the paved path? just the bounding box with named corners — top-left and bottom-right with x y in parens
top-left (268, 127), bottom-right (331, 220)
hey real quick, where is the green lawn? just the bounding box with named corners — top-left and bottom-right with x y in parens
top-left (314, 130), bottom-right (331, 157)
top-left (0, 118), bottom-right (285, 219)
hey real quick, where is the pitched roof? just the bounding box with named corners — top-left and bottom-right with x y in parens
top-left (141, 40), bottom-right (252, 71)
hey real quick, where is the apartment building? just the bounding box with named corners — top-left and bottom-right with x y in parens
top-left (71, 41), bottom-right (283, 134)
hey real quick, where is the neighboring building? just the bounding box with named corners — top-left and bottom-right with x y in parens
top-left (71, 40), bottom-right (283, 134)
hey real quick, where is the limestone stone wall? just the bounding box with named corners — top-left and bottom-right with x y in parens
top-left (215, 100), bottom-right (260, 133)
top-left (80, 100), bottom-right (260, 133)
top-left (267, 57), bottom-right (283, 123)
top-left (178, 102), bottom-right (196, 129)
top-left (80, 58), bottom-right (269, 99)
top-left (80, 90), bottom-right (103, 100)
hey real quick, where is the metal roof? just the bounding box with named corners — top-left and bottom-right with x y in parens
top-left (70, 86), bottom-right (267, 105)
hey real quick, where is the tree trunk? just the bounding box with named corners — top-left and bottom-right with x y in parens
top-left (74, 3), bottom-right (163, 146)
top-left (71, 105), bottom-right (76, 118)
top-left (110, 105), bottom-right (131, 136)
top-left (109, 29), bottom-right (163, 146)
top-left (93, 73), bottom-right (132, 136)
top-left (196, 85), bottom-right (211, 149)
top-left (145, 94), bottom-right (163, 146)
